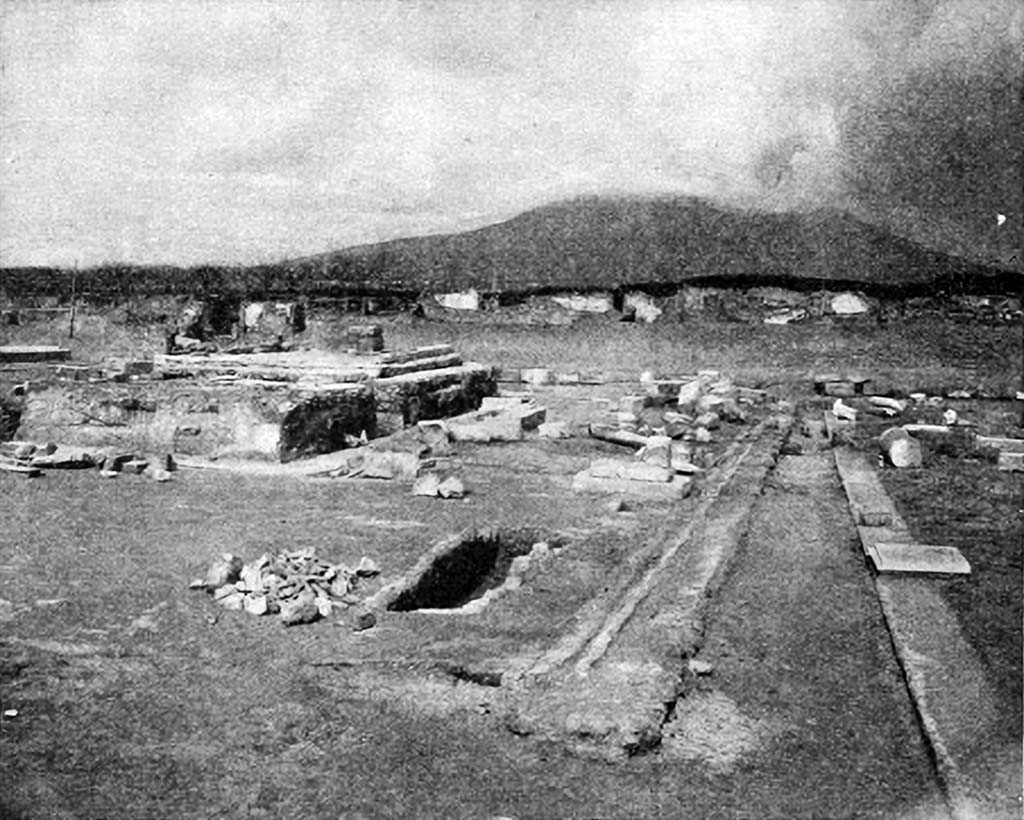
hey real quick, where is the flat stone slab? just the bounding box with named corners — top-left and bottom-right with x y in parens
top-left (571, 470), bottom-right (692, 501)
top-left (868, 542), bottom-right (971, 575)
top-left (0, 345), bottom-right (71, 363)
top-left (975, 435), bottom-right (1024, 453)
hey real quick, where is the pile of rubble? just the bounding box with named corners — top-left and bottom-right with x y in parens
top-left (574, 370), bottom-right (764, 500)
top-left (0, 439), bottom-right (175, 481)
top-left (190, 549), bottom-right (381, 627)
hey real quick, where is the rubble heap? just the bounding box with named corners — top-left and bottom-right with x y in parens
top-left (572, 371), bottom-right (764, 500)
top-left (191, 549), bottom-right (381, 627)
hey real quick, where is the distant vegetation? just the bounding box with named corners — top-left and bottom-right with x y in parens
top-left (2, 196), bottom-right (1018, 304)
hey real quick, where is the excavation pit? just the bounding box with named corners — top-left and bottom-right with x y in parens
top-left (384, 529), bottom-right (551, 613)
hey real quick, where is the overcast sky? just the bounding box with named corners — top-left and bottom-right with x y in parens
top-left (1, 0), bottom-right (1020, 268)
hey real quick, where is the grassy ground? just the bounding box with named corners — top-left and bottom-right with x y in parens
top-left (848, 401), bottom-right (1023, 756)
top-left (0, 443), bottom-right (947, 820)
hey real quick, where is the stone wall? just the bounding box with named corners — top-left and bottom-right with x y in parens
top-left (17, 380), bottom-right (375, 462)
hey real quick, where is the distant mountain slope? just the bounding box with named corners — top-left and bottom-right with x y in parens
top-left (293, 195), bottom-right (1012, 295)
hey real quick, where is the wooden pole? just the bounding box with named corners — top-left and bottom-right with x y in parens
top-left (69, 263), bottom-right (78, 339)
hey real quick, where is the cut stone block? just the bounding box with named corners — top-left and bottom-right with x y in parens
top-left (676, 380), bottom-right (702, 408)
top-left (512, 404), bottom-right (546, 430)
top-left (572, 470), bottom-right (692, 501)
top-left (589, 424), bottom-right (648, 449)
top-left (480, 396), bottom-right (530, 411)
top-left (997, 452), bottom-right (1024, 472)
top-left (976, 436), bottom-right (1024, 453)
top-left (377, 353), bottom-right (463, 378)
top-left (352, 450), bottom-right (425, 480)
top-left (379, 344), bottom-right (455, 366)
top-left (879, 427), bottom-right (923, 468)
top-left (538, 421), bottom-right (570, 439)
top-left (823, 411), bottom-right (854, 445)
top-left (448, 412), bottom-right (524, 442)
top-left (868, 542), bottom-right (971, 575)
top-left (618, 395), bottom-right (647, 415)
top-left (589, 458), bottom-right (672, 483)
top-left (635, 435), bottom-right (672, 469)
top-left (0, 345), bottom-right (71, 363)
top-left (413, 472), bottom-right (441, 496)
top-left (437, 475), bottom-right (465, 498)
top-left (521, 368), bottom-right (555, 386)
top-left (824, 381), bottom-right (856, 398)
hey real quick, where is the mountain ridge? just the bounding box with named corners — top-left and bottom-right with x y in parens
top-left (290, 195), bottom-right (1016, 295)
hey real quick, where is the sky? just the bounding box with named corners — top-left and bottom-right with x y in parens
top-left (0, 0), bottom-right (1020, 269)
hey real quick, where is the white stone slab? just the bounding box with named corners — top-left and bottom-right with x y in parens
top-left (870, 542), bottom-right (971, 575)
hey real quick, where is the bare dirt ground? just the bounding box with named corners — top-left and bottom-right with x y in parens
top-left (1, 312), bottom-right (1021, 819)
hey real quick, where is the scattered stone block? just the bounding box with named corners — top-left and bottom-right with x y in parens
top-left (448, 413), bottom-right (524, 442)
top-left (869, 396), bottom-right (907, 414)
top-left (824, 411), bottom-right (854, 445)
top-left (244, 595), bottom-right (269, 616)
top-left (997, 452), bottom-right (1024, 472)
top-left (538, 421), bottom-right (570, 439)
top-left (213, 586), bottom-right (245, 610)
top-left (694, 427), bottom-right (712, 443)
top-left (437, 475), bottom-right (466, 498)
top-left (351, 606), bottom-right (377, 631)
top-left (879, 427), bottom-right (923, 468)
top-left (353, 450), bottom-right (424, 480)
top-left (513, 404), bottom-right (547, 430)
top-left (694, 412), bottom-right (720, 430)
top-left (635, 435), bottom-right (672, 469)
top-left (121, 459), bottom-right (150, 475)
top-left (868, 542), bottom-right (971, 575)
top-left (98, 469), bottom-right (119, 479)
top-left (413, 472), bottom-right (442, 496)
top-left (0, 345), bottom-right (70, 363)
top-left (572, 470), bottom-right (693, 501)
top-left (205, 554), bottom-right (243, 589)
top-left (480, 396), bottom-right (529, 411)
top-left (521, 368), bottom-right (555, 386)
top-left (618, 395), bottom-right (647, 415)
top-left (280, 590), bottom-right (319, 625)
top-left (589, 424), bottom-right (648, 449)
top-left (676, 380), bottom-right (702, 409)
top-left (11, 442), bottom-right (37, 459)
top-left (825, 382), bottom-right (855, 398)
top-left (356, 557), bottom-right (381, 577)
top-left (832, 399), bottom-right (858, 422)
top-left (976, 435), bottom-right (1024, 453)
top-left (148, 468), bottom-right (173, 482)
top-left (107, 453), bottom-right (138, 472)
top-left (687, 659), bottom-right (714, 676)
top-left (813, 373), bottom-right (842, 394)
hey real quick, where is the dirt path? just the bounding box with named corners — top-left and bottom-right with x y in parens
top-left (665, 453), bottom-right (948, 818)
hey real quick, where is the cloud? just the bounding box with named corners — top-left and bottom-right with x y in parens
top-left (0, 0), bottom-right (1018, 266)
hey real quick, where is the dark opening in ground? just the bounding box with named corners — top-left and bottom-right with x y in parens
top-left (387, 530), bottom-right (535, 611)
